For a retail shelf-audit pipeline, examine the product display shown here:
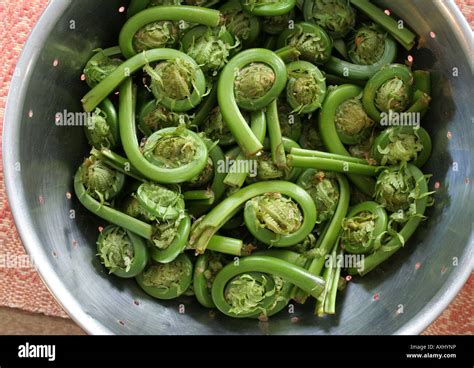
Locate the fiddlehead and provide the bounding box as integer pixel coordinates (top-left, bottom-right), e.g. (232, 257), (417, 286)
(211, 255), (325, 318)
(149, 214), (191, 263)
(363, 64), (414, 122)
(145, 58), (206, 112)
(189, 181), (317, 252)
(277, 22), (333, 65)
(341, 201), (388, 254)
(234, 63), (277, 109)
(374, 164), (433, 225)
(352, 164), (432, 275)
(119, 78), (209, 183)
(133, 21), (179, 53)
(135, 182), (185, 221)
(220, 0), (261, 47)
(334, 92), (374, 145)
(350, 0), (416, 51)
(119, 6), (222, 58)
(348, 24), (386, 65)
(240, 0), (297, 16)
(318, 83), (377, 195)
(296, 169), (340, 224)
(80, 155), (125, 202)
(136, 253), (193, 299)
(96, 225), (149, 278)
(371, 127), (432, 167)
(83, 47), (122, 88)
(286, 61), (327, 114)
(181, 26), (236, 77)
(217, 48), (287, 156)
(303, 0), (356, 39)
(84, 99), (119, 149)
(244, 193), (303, 243)
(82, 49), (207, 113)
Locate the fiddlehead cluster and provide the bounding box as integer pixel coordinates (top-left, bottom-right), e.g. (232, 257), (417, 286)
(76, 1), (436, 319)
(303, 0), (356, 39)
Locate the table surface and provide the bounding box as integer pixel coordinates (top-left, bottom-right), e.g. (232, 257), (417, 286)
(0, 0), (472, 335)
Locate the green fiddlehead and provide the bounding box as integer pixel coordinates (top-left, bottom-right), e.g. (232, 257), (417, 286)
(83, 47), (123, 88)
(133, 20), (179, 53)
(240, 0), (297, 16)
(303, 0), (356, 38)
(96, 225), (149, 278)
(286, 60), (327, 114)
(348, 24), (386, 65)
(334, 92), (374, 145)
(220, 0), (261, 47)
(145, 58), (206, 112)
(372, 127), (432, 167)
(296, 169), (340, 224)
(80, 155), (125, 202)
(363, 64), (414, 122)
(181, 25), (236, 76)
(341, 201), (388, 254)
(84, 99), (119, 150)
(211, 255), (325, 318)
(136, 253), (193, 299)
(119, 6), (222, 58)
(277, 22), (333, 65)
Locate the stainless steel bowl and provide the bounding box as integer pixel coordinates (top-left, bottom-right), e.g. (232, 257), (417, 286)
(3, 0), (473, 335)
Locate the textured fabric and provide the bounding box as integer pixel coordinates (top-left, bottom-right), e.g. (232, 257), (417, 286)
(0, 0), (472, 333)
